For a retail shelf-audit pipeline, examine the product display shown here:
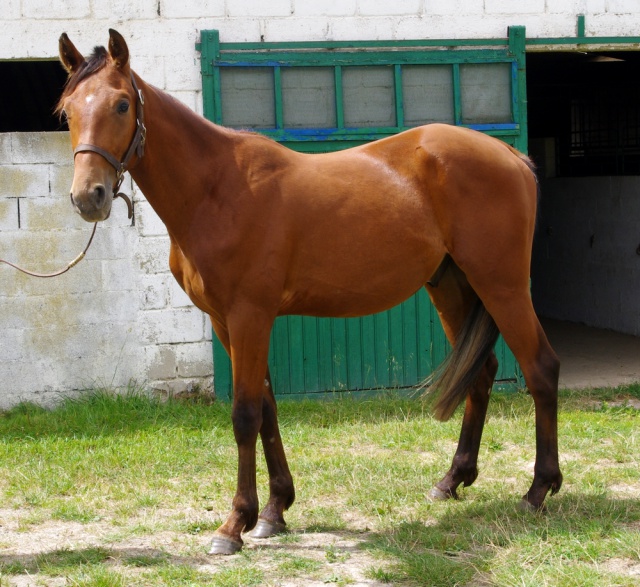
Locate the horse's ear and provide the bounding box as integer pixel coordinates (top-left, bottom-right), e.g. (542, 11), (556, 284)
(59, 33), (85, 74)
(108, 29), (130, 71)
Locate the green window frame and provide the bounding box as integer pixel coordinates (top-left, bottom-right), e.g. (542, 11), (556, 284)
(198, 26), (528, 153)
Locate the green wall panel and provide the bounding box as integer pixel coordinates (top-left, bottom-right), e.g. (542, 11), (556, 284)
(212, 290), (523, 401)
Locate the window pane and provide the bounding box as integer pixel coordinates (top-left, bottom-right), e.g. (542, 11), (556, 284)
(460, 63), (512, 124)
(343, 66), (395, 127)
(282, 67), (336, 128)
(220, 67), (275, 128)
(402, 65), (454, 126)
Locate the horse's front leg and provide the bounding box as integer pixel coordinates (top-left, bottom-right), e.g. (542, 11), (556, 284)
(251, 368), (295, 539)
(209, 312), (274, 555)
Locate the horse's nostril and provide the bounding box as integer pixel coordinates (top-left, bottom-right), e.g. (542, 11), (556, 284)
(93, 184), (106, 204)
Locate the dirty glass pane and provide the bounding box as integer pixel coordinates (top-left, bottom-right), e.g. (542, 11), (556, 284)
(220, 67), (275, 128)
(402, 65), (454, 126)
(460, 63), (512, 124)
(343, 66), (395, 127)
(282, 67), (336, 128)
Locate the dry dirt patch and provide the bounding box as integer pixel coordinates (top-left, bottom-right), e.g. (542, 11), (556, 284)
(0, 507), (389, 586)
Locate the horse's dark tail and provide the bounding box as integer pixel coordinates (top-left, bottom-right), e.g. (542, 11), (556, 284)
(429, 295), (500, 421)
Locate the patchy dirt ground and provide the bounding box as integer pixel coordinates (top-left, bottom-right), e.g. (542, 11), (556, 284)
(541, 318), (640, 389)
(0, 507), (389, 586)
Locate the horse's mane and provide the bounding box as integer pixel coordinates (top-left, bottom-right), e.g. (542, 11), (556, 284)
(55, 46), (109, 117)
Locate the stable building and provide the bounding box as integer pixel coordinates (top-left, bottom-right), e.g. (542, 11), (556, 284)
(1, 5), (639, 405)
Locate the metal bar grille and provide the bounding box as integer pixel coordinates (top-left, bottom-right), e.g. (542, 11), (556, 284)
(568, 91), (640, 175)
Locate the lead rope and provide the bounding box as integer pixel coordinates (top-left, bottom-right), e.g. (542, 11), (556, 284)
(1, 191), (133, 279)
(0, 222), (98, 278)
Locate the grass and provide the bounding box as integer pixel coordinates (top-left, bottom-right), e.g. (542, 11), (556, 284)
(0, 384), (638, 586)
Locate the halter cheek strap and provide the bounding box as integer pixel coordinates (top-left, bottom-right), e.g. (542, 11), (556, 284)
(73, 73), (146, 220)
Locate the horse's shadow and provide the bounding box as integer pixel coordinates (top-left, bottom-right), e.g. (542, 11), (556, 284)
(357, 492), (640, 584)
(0, 545), (209, 577)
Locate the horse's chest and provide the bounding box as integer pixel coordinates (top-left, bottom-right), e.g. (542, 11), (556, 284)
(168, 242), (212, 311)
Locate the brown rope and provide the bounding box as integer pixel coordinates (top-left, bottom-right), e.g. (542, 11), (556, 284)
(0, 223), (97, 278)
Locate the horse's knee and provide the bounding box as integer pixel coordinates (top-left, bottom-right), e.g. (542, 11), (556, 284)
(232, 400), (262, 444)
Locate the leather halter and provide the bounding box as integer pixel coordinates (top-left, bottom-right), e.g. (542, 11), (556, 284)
(73, 73), (146, 219)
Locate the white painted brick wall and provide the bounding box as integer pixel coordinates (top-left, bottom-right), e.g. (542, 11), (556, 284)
(295, 0), (357, 17)
(227, 0), (292, 17)
(426, 0), (484, 16)
(1, 2), (640, 408)
(22, 0), (91, 20)
(359, 0), (422, 17)
(608, 0), (640, 12)
(484, 0), (546, 15)
(5, 0), (20, 18)
(0, 199), (19, 231)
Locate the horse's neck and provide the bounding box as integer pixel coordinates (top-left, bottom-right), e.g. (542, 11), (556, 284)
(129, 78), (234, 239)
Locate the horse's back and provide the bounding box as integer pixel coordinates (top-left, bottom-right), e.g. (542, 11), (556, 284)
(229, 124), (539, 316)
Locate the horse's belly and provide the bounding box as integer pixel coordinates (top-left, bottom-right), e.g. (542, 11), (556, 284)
(280, 248), (438, 318)
(280, 286), (421, 318)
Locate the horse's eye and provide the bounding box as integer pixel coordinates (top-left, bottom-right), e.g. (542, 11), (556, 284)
(117, 101), (130, 114)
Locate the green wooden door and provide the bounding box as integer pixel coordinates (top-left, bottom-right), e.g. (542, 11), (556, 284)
(198, 27), (528, 400)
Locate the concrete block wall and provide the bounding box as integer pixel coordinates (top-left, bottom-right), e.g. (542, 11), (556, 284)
(0, 133), (212, 409)
(533, 177), (640, 337)
(2, 1), (640, 407)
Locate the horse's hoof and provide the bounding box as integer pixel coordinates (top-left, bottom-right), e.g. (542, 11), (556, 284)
(250, 518), (287, 539)
(428, 486), (453, 501)
(208, 535), (243, 555)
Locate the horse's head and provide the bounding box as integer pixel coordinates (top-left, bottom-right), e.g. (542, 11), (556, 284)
(58, 30), (143, 222)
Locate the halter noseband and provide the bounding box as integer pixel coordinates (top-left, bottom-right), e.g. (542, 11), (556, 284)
(73, 73), (146, 220)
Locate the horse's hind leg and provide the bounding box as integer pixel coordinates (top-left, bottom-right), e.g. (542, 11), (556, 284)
(251, 367), (296, 539)
(426, 265), (498, 500)
(430, 353), (498, 500)
(474, 286), (562, 509)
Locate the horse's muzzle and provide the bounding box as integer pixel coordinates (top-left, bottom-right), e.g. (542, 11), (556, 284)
(70, 184), (112, 222)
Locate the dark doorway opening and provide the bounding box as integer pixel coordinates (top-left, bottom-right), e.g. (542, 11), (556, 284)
(0, 60), (68, 132)
(527, 50), (640, 336)
(527, 50), (640, 177)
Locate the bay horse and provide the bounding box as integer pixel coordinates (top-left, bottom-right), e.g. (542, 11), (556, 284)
(57, 30), (562, 555)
